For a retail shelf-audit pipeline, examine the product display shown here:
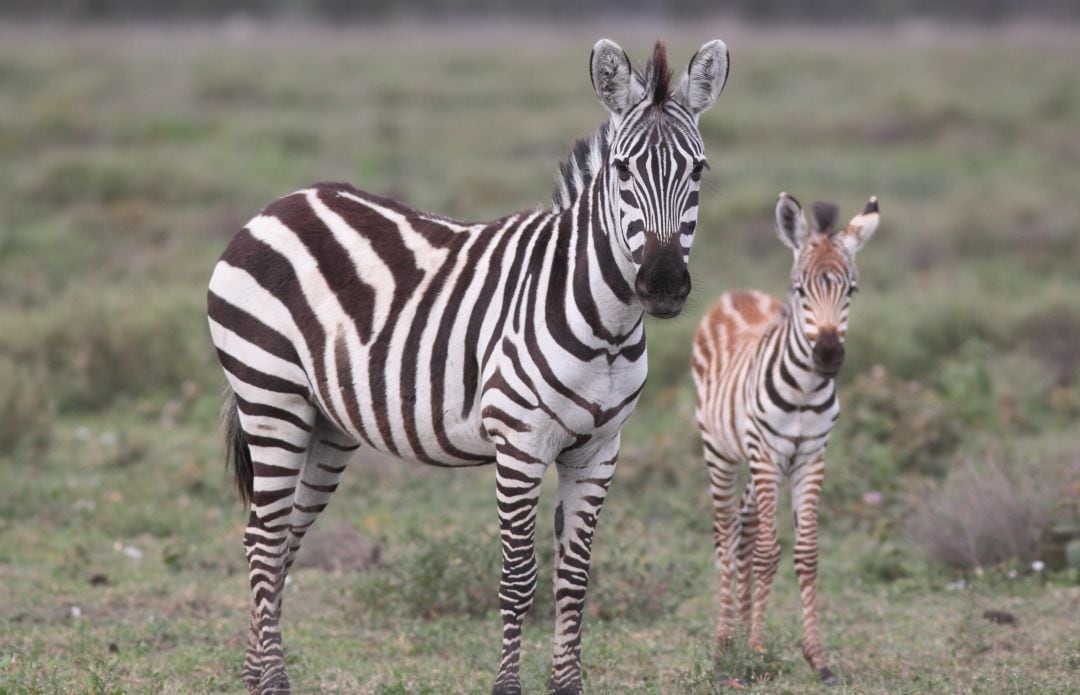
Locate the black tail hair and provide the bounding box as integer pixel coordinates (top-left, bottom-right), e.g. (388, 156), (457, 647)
(223, 386), (254, 506)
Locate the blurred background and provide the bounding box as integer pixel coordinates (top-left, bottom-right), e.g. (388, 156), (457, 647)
(1, 2), (1078, 693)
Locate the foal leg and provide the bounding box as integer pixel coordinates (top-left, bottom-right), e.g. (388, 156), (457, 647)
(747, 456), (781, 652)
(791, 454), (835, 684)
(703, 440), (741, 648)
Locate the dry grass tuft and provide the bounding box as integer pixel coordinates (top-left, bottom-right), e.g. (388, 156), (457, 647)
(904, 458), (1052, 570)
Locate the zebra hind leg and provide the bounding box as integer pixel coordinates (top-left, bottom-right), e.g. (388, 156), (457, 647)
(231, 392), (317, 695)
(735, 479), (758, 629)
(283, 416), (359, 576)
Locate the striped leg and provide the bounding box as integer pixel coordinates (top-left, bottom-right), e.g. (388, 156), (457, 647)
(549, 442), (618, 695)
(237, 395), (316, 695)
(283, 419), (358, 576)
(791, 455), (835, 684)
(703, 440), (740, 648)
(747, 456), (781, 651)
(736, 479), (758, 627)
(492, 448), (545, 695)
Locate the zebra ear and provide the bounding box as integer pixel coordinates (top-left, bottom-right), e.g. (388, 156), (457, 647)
(673, 39), (729, 116)
(590, 39), (639, 116)
(839, 196), (880, 255)
(775, 192), (809, 251)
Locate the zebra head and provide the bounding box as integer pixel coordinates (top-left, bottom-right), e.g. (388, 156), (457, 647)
(590, 39), (729, 318)
(775, 193), (880, 378)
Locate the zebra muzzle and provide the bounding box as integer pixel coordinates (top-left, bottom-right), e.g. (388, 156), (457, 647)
(812, 330), (845, 377)
(634, 247), (691, 318)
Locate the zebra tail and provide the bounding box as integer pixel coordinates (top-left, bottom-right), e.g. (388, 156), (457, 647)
(222, 386), (254, 506)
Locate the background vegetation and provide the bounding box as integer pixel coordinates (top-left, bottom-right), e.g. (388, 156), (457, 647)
(1, 19), (1078, 694)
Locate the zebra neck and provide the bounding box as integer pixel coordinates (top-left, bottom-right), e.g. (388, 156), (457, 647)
(574, 169), (642, 342)
(775, 298), (830, 397)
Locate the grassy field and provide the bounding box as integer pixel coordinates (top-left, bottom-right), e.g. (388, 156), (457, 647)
(1, 21), (1079, 694)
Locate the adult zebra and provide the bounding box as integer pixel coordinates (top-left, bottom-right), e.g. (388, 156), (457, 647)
(208, 39), (729, 695)
(691, 193), (880, 684)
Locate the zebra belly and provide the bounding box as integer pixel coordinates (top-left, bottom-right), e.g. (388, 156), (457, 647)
(314, 326), (497, 467)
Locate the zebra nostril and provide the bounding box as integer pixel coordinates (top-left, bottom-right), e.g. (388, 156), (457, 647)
(675, 270), (691, 300)
(634, 276), (654, 298)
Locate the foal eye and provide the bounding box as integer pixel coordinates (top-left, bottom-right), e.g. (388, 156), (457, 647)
(848, 285), (859, 296)
(613, 159), (631, 182)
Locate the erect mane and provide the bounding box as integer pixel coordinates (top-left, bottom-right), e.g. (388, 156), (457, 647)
(643, 40), (671, 105)
(812, 201), (840, 235)
(551, 122), (610, 213)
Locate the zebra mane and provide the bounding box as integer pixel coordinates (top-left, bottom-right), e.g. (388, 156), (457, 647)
(642, 40), (671, 105)
(552, 121), (610, 213)
(551, 42), (671, 213)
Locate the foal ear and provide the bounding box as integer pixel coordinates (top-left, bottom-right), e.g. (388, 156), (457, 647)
(839, 196), (880, 255)
(590, 39), (639, 116)
(775, 192), (809, 251)
(673, 39), (730, 116)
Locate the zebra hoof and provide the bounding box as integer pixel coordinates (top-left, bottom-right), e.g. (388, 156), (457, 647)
(549, 677), (583, 695)
(257, 672), (291, 695)
(818, 666), (838, 686)
(491, 680), (521, 695)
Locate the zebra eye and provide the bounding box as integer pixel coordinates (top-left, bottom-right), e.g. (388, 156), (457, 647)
(690, 160), (708, 182)
(613, 159), (631, 182)
(794, 284), (806, 297)
(848, 285), (859, 296)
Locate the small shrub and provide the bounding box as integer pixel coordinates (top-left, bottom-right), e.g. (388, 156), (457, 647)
(588, 532), (699, 623)
(825, 364), (963, 516)
(711, 625), (798, 687)
(856, 541), (917, 584)
(1021, 306), (1080, 386)
(356, 528), (501, 619)
(934, 339), (998, 429)
(905, 458), (1051, 570)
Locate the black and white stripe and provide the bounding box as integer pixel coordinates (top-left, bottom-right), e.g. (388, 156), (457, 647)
(209, 38), (728, 695)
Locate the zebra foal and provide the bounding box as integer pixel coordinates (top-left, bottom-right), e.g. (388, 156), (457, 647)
(209, 39), (729, 695)
(691, 193), (880, 684)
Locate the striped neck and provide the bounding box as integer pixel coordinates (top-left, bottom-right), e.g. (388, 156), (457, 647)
(555, 162), (642, 344)
(778, 291), (830, 396)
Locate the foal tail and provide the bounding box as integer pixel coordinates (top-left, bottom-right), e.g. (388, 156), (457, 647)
(222, 386), (254, 507)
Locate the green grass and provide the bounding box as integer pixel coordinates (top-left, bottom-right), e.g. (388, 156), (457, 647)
(1, 21), (1079, 694)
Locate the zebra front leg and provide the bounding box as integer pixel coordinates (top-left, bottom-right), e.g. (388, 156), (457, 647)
(492, 448), (545, 695)
(747, 457), (781, 652)
(791, 455), (836, 684)
(548, 440), (618, 695)
(703, 441), (740, 649)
